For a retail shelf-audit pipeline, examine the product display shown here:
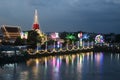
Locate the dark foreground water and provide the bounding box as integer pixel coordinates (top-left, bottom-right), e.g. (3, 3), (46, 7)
(0, 52), (120, 80)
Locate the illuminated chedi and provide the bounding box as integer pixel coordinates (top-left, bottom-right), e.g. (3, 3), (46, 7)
(33, 9), (39, 30)
(32, 9), (47, 45)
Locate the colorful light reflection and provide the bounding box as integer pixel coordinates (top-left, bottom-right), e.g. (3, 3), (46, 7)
(95, 53), (104, 66)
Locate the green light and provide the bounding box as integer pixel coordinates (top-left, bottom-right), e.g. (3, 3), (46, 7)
(66, 34), (76, 40)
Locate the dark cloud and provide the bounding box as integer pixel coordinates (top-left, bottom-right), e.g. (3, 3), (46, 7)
(0, 0), (120, 33)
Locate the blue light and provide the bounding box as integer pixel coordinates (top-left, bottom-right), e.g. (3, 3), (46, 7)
(83, 34), (89, 39)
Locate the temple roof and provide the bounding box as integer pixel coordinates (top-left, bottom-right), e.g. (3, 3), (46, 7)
(0, 25), (21, 40)
(1, 26), (21, 33)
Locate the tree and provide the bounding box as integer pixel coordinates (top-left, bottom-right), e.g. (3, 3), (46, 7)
(115, 34), (120, 43)
(27, 30), (40, 48)
(14, 36), (25, 45)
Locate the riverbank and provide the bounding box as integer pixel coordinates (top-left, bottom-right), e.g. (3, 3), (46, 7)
(0, 48), (93, 65)
(0, 46), (120, 65)
(93, 46), (120, 53)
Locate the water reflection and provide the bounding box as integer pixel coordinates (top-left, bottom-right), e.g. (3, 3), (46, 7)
(25, 52), (94, 80)
(110, 53), (120, 61)
(0, 52), (120, 80)
(95, 52), (104, 67)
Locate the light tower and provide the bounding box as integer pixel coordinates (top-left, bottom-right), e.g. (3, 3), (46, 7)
(32, 9), (47, 46)
(33, 9), (40, 30)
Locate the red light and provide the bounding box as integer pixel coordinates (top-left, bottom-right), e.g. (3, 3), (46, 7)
(33, 24), (39, 30)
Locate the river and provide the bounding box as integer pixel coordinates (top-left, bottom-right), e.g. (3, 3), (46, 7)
(0, 52), (120, 80)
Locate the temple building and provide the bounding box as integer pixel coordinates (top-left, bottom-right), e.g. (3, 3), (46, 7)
(32, 9), (47, 44)
(1, 25), (21, 42)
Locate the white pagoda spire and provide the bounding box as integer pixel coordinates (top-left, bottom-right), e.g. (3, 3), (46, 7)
(34, 9), (39, 24)
(33, 9), (40, 30)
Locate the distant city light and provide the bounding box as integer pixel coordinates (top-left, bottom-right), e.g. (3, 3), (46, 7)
(57, 41), (60, 48)
(66, 34), (76, 40)
(20, 32), (28, 39)
(78, 33), (83, 47)
(78, 32), (82, 38)
(51, 32), (59, 39)
(83, 34), (89, 39)
(95, 35), (104, 44)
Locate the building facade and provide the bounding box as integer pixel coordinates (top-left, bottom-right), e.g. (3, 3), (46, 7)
(1, 25), (21, 42)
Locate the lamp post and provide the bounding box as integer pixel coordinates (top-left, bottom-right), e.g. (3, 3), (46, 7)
(66, 34), (76, 51)
(66, 40), (69, 51)
(36, 43), (40, 53)
(91, 41), (94, 48)
(57, 40), (64, 52)
(72, 41), (75, 50)
(77, 41), (79, 50)
(52, 41), (56, 52)
(60, 43), (63, 51)
(78, 32), (83, 49)
(51, 32), (59, 52)
(87, 41), (89, 49)
(44, 36), (49, 53)
(45, 41), (48, 52)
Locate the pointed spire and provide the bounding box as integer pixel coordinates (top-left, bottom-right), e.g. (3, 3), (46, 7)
(34, 9), (39, 24)
(33, 9), (40, 30)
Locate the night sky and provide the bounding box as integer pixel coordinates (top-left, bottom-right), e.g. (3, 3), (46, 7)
(0, 0), (120, 33)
